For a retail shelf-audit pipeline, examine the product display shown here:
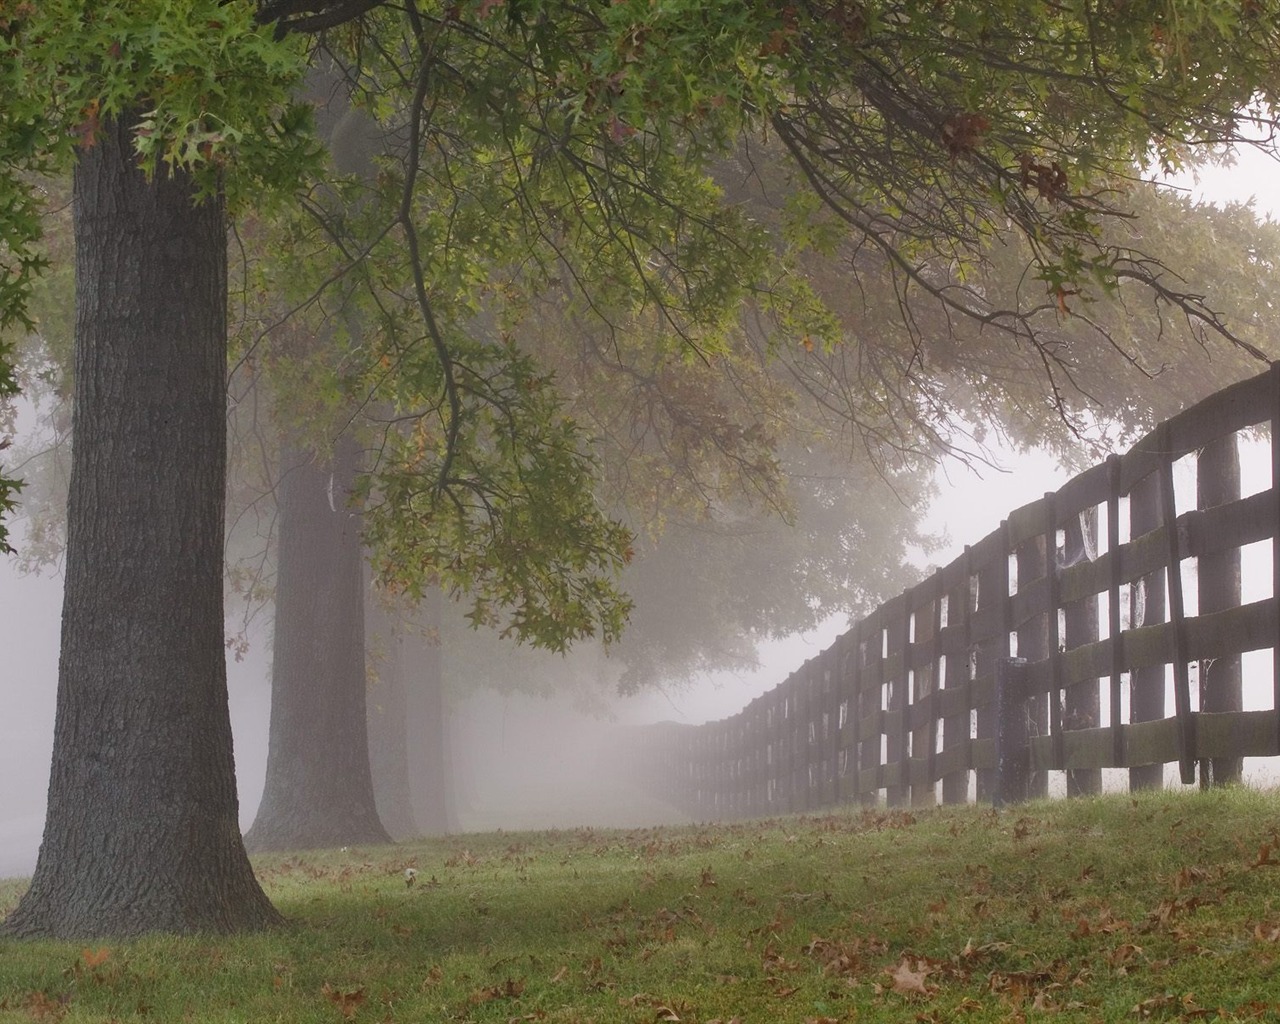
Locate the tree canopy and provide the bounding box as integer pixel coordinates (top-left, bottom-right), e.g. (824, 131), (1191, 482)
(4, 0), (1279, 563)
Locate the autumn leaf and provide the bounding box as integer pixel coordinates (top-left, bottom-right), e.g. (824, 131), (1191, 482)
(80, 948), (111, 969)
(75, 99), (101, 150)
(607, 114), (638, 144)
(470, 978), (525, 1004)
(1132, 992), (1203, 1018)
(887, 957), (933, 997)
(1054, 285), (1080, 317)
(320, 982), (366, 1020)
(940, 112), (991, 158)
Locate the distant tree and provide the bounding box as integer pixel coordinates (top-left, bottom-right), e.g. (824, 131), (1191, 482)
(242, 439), (392, 851)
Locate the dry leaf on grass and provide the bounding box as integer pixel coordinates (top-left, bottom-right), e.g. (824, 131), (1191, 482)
(320, 983), (366, 1020)
(887, 957), (933, 997)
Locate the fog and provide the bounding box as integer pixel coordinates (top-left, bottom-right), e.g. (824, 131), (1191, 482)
(0, 447), (1096, 877)
(2, 152), (1277, 879)
(3, 414), (1280, 880)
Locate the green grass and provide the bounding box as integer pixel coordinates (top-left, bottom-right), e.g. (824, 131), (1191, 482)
(3, 787), (1280, 1021)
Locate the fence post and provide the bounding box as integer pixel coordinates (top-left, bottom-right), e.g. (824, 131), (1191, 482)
(1198, 431), (1243, 786)
(975, 537), (1011, 803)
(1157, 424), (1196, 786)
(860, 614), (885, 805)
(1063, 509), (1102, 796)
(1015, 526), (1049, 799)
(942, 555), (974, 805)
(1130, 468), (1167, 791)
(912, 581), (941, 807)
(886, 597), (911, 807)
(994, 657), (1030, 808)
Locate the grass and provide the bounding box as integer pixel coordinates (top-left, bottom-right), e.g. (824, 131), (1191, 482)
(2, 787), (1280, 1022)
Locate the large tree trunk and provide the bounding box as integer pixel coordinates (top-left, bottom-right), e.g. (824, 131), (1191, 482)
(2, 113), (280, 938)
(404, 592), (454, 835)
(367, 591), (454, 837)
(366, 593), (421, 840)
(244, 437), (391, 852)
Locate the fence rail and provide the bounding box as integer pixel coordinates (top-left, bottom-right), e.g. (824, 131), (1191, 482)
(642, 363), (1280, 817)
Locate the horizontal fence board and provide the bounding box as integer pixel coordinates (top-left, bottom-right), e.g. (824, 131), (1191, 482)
(1024, 713), (1277, 772)
(1055, 460), (1112, 520)
(1197, 709), (1280, 759)
(1006, 494), (1053, 549)
(933, 740), (971, 780)
(1165, 369), (1273, 455)
(935, 680), (973, 720)
(1184, 489), (1277, 560)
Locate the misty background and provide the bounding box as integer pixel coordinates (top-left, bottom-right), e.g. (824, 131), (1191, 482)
(2, 154), (1278, 879)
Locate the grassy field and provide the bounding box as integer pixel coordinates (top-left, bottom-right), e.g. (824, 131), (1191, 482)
(2, 787), (1280, 1022)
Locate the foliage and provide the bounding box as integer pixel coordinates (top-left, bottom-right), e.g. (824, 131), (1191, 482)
(258, 0), (1280, 656)
(0, 0), (318, 553)
(4, 788), (1280, 1020)
(7, 0), (1280, 642)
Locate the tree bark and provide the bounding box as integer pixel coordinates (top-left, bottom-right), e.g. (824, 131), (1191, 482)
(244, 437), (391, 852)
(2, 113), (280, 938)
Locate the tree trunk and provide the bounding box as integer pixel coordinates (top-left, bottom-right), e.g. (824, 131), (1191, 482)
(2, 113), (280, 938)
(244, 437), (391, 852)
(405, 591), (454, 835)
(366, 592), (420, 840)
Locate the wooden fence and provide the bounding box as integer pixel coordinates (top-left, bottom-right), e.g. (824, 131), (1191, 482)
(641, 363), (1280, 817)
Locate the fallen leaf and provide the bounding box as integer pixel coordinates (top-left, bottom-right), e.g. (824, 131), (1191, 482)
(320, 983), (366, 1020)
(470, 978), (525, 1004)
(887, 958), (932, 997)
(80, 948), (111, 969)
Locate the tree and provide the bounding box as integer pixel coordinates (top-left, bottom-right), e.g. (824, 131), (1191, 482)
(242, 439), (392, 851)
(0, 2), (311, 937)
(0, 110), (283, 938)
